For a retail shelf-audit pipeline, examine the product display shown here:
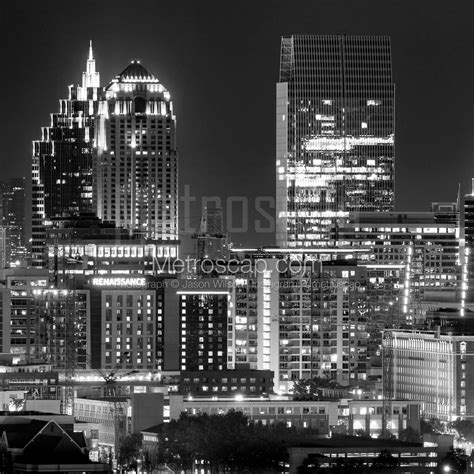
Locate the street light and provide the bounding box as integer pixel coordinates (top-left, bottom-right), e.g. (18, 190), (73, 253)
(443, 466), (459, 473)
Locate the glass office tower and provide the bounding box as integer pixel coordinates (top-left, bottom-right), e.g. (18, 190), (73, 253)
(276, 35), (395, 248)
(32, 43), (101, 267)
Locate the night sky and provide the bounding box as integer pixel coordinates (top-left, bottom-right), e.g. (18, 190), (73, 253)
(1, 0), (473, 247)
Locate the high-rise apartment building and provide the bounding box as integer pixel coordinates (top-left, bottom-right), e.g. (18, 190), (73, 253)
(32, 43), (101, 267)
(94, 61), (178, 242)
(33, 288), (89, 372)
(0, 269), (50, 363)
(276, 35), (395, 248)
(88, 275), (164, 370)
(177, 283), (230, 372)
(158, 279), (232, 372)
(183, 252), (371, 393)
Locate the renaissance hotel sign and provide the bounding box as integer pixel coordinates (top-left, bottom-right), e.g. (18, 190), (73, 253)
(91, 277), (147, 288)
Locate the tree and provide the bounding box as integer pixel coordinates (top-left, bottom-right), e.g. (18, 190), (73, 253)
(158, 410), (314, 472)
(372, 449), (398, 470)
(441, 447), (469, 473)
(379, 429), (396, 440)
(331, 457), (367, 473)
(450, 419), (474, 441)
(118, 433), (142, 470)
(291, 376), (336, 400)
(354, 428), (368, 437)
(420, 417), (445, 434)
(399, 426), (421, 443)
(158, 413), (197, 471)
(297, 454), (320, 473)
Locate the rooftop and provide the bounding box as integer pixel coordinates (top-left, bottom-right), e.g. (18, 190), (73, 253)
(115, 61), (159, 83)
(290, 435), (423, 449)
(141, 423), (163, 434)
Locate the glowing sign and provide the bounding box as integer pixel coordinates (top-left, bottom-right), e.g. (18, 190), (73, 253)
(304, 135), (394, 151)
(92, 277), (146, 288)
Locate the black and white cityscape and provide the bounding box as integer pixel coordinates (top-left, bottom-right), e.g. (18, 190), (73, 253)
(0, 0), (473, 472)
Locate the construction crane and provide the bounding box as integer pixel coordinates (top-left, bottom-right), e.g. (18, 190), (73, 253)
(382, 330), (394, 438)
(87, 352), (138, 467)
(63, 279), (79, 416)
(51, 228), (84, 416)
(33, 274), (80, 416)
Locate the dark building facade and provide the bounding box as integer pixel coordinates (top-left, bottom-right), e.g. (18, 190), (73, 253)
(460, 181), (474, 315)
(194, 205), (230, 262)
(179, 369), (274, 397)
(178, 287), (229, 371)
(276, 35), (395, 248)
(158, 279), (232, 372)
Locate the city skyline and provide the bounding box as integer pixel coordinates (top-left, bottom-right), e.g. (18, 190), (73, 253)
(0, 3), (474, 468)
(1, 0), (474, 247)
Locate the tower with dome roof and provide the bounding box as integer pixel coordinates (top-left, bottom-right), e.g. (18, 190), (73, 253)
(94, 60), (178, 243)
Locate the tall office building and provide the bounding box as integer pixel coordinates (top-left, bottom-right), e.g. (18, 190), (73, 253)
(276, 35), (395, 248)
(94, 61), (178, 242)
(0, 178), (27, 267)
(32, 43), (101, 267)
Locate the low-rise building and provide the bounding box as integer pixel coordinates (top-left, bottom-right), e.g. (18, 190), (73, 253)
(74, 393), (164, 460)
(383, 325), (474, 421)
(0, 358), (59, 401)
(170, 394), (337, 432)
(342, 399), (421, 438)
(179, 369), (274, 397)
(141, 424), (162, 470)
(0, 417), (110, 472)
(170, 395), (422, 439)
(288, 435), (438, 474)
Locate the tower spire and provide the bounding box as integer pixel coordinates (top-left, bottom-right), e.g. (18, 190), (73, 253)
(81, 40), (100, 95)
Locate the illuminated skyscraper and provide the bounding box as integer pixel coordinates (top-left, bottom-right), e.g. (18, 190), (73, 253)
(0, 178), (27, 267)
(94, 61), (178, 242)
(276, 35), (395, 248)
(32, 42), (101, 267)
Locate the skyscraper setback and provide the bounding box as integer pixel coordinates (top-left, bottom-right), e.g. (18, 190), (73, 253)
(276, 35), (395, 248)
(94, 61), (178, 241)
(32, 43), (101, 267)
